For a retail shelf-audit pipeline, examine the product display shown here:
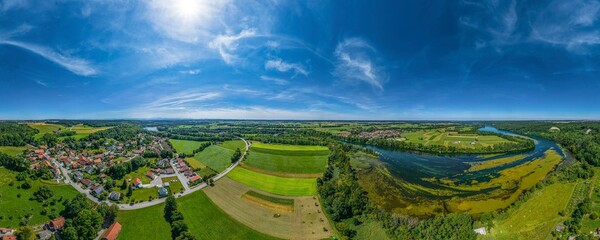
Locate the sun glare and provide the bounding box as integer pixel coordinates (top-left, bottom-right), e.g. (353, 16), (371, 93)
(174, 0), (202, 21)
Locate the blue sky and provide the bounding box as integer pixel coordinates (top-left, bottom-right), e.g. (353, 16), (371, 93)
(0, 0), (599, 120)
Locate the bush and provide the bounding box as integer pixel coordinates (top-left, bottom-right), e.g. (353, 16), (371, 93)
(590, 212), (599, 220)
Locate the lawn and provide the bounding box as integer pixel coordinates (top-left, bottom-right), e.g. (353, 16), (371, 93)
(169, 139), (207, 155)
(0, 168), (79, 227)
(162, 177), (184, 194)
(122, 166), (152, 184)
(228, 168), (317, 196)
(0, 146), (29, 156)
(178, 190), (279, 240)
(117, 203), (171, 240)
(193, 145), (234, 172)
(487, 182), (576, 240)
(244, 151), (327, 175)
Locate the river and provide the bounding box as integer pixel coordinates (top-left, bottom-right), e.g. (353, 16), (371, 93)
(367, 126), (565, 188)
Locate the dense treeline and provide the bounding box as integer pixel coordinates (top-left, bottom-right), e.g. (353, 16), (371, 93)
(60, 194), (118, 240)
(0, 152), (28, 171)
(164, 195), (196, 240)
(492, 121), (600, 166)
(85, 125), (145, 142)
(106, 157), (149, 179)
(191, 142), (212, 154)
(0, 122), (38, 146)
(318, 144), (476, 239)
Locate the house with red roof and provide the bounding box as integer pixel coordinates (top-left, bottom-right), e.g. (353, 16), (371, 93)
(2, 235), (16, 240)
(133, 178), (142, 188)
(146, 171), (156, 180)
(100, 222), (121, 240)
(48, 216), (65, 231)
(188, 175), (201, 183)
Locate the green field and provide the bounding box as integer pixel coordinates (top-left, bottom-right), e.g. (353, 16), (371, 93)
(27, 123), (63, 139)
(486, 182), (576, 239)
(0, 168), (79, 227)
(194, 142), (240, 172)
(0, 146), (29, 156)
(401, 130), (514, 149)
(245, 150), (327, 174)
(178, 190), (278, 240)
(117, 203), (171, 240)
(185, 157), (206, 169)
(169, 139), (207, 155)
(220, 140), (246, 151)
(250, 142), (329, 156)
(228, 168), (317, 196)
(67, 124), (112, 139)
(580, 168), (600, 234)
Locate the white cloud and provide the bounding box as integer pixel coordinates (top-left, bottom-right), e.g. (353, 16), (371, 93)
(265, 58), (309, 76)
(332, 38), (386, 90)
(260, 75), (289, 85)
(179, 69), (201, 75)
(145, 91), (222, 109)
(208, 29), (256, 64)
(530, 0), (600, 51)
(0, 0), (29, 12)
(0, 40), (97, 76)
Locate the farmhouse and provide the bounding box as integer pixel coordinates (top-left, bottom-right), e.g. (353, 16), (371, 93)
(100, 222), (122, 240)
(146, 171), (156, 180)
(48, 217), (65, 231)
(188, 175), (201, 183)
(37, 230), (52, 240)
(2, 235), (16, 240)
(133, 178), (142, 188)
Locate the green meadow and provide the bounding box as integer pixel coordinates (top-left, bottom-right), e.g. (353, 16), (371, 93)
(117, 203), (171, 240)
(487, 182), (575, 239)
(244, 150), (328, 174)
(0, 168), (79, 227)
(0, 146), (29, 156)
(193, 140), (244, 172)
(228, 168), (317, 196)
(168, 139), (207, 155)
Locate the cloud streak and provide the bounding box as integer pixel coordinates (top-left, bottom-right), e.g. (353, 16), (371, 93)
(209, 29), (256, 64)
(333, 38), (386, 90)
(0, 40), (97, 76)
(265, 58), (309, 76)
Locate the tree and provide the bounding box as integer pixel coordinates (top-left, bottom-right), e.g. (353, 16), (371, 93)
(171, 220), (188, 239)
(164, 195), (178, 222)
(73, 209), (103, 240)
(15, 226), (34, 240)
(61, 227), (78, 240)
(62, 194), (91, 218)
(97, 203), (119, 224)
(33, 185), (54, 202)
(121, 179), (128, 190)
(231, 148), (241, 163)
(175, 231), (197, 240)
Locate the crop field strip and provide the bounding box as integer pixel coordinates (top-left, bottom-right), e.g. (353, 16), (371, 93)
(203, 177), (332, 239)
(228, 167), (317, 196)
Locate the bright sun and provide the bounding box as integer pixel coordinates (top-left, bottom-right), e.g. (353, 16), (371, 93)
(173, 0), (202, 21)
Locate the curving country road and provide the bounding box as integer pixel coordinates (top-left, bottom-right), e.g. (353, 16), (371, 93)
(55, 138), (251, 210)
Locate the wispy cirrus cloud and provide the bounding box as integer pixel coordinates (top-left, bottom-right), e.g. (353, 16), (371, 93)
(208, 29), (256, 64)
(145, 91), (222, 109)
(265, 58), (309, 76)
(332, 38), (386, 91)
(260, 75), (289, 85)
(0, 40), (97, 76)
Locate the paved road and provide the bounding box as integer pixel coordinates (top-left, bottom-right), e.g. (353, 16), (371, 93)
(56, 138), (251, 210)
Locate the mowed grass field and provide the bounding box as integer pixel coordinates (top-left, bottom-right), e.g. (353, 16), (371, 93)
(486, 182), (576, 240)
(0, 168), (79, 227)
(178, 190), (279, 240)
(244, 143), (329, 176)
(401, 130), (514, 149)
(117, 203), (171, 240)
(168, 139), (207, 155)
(228, 168), (317, 196)
(0, 145), (29, 156)
(67, 124), (111, 139)
(193, 140), (244, 172)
